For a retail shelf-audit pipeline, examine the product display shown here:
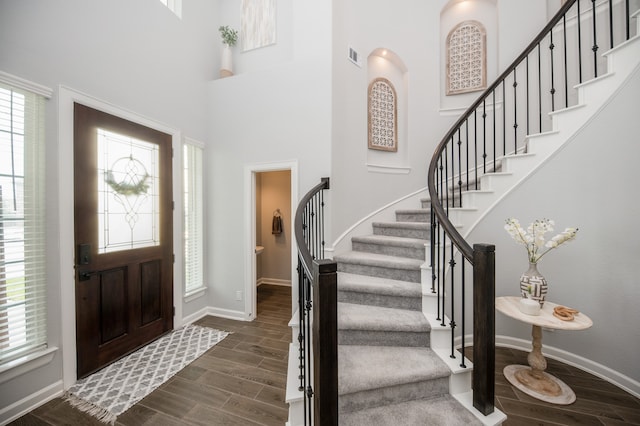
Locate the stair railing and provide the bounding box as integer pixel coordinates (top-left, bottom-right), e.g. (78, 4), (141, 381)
(294, 177), (338, 426)
(428, 0), (635, 416)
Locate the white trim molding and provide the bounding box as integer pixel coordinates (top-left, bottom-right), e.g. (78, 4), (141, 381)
(0, 70), (52, 98)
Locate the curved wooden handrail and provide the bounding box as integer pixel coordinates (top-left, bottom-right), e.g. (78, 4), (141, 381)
(428, 0), (578, 262)
(294, 177), (330, 275)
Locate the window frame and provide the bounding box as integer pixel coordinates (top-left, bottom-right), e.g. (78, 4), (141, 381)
(182, 138), (206, 300)
(0, 71), (53, 381)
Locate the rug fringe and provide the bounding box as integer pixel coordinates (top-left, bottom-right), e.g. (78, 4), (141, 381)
(63, 391), (118, 425)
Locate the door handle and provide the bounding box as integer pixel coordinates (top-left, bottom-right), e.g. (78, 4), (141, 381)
(78, 270), (99, 281)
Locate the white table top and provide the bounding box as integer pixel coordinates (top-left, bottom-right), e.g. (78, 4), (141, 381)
(496, 296), (593, 331)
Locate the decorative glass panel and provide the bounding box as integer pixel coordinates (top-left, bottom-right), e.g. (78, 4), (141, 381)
(97, 129), (160, 253)
(446, 21), (487, 95)
(368, 78), (398, 152)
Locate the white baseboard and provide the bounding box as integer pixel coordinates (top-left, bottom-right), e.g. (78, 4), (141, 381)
(181, 306), (212, 326)
(182, 306), (249, 325)
(206, 307), (250, 322)
(0, 380), (63, 426)
(257, 278), (291, 287)
(495, 335), (640, 399)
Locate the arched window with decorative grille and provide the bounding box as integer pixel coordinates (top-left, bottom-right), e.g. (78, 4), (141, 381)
(446, 20), (486, 95)
(368, 77), (398, 152)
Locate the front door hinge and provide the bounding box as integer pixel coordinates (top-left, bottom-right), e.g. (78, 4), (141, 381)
(172, 306), (176, 317)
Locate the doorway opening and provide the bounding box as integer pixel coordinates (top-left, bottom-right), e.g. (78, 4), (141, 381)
(245, 162), (298, 322)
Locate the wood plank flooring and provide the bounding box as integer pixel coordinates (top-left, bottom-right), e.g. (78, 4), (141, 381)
(9, 285), (292, 426)
(9, 284), (640, 425)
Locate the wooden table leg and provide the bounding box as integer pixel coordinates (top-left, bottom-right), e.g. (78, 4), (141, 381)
(503, 325), (576, 404)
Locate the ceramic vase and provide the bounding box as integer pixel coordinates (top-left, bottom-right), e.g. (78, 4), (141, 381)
(220, 44), (233, 78)
(519, 262), (548, 307)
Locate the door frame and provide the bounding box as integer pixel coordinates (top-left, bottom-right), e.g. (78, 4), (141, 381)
(59, 86), (182, 389)
(244, 161), (298, 321)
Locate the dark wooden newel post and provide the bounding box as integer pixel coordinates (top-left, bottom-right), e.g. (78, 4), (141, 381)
(473, 243), (495, 415)
(313, 259), (338, 426)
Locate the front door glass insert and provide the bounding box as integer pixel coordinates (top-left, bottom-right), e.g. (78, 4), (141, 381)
(97, 128), (160, 253)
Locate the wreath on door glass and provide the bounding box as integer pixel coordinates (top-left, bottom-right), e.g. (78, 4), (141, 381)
(104, 156), (150, 196)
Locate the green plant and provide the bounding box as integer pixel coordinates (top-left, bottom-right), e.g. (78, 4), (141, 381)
(219, 25), (238, 47)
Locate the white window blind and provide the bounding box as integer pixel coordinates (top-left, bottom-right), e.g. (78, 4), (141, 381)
(183, 141), (204, 296)
(0, 80), (47, 365)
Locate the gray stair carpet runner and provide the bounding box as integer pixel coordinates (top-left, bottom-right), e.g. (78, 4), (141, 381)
(334, 204), (481, 425)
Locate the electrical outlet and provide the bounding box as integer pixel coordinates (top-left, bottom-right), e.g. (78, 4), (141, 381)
(236, 291), (243, 301)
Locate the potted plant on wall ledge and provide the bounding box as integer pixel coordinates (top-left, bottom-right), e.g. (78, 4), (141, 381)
(219, 25), (238, 78)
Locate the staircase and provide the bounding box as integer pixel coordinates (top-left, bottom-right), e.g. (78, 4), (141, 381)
(286, 4), (640, 425)
(334, 207), (490, 425)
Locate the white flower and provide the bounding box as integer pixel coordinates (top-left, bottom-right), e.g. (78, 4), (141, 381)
(505, 218), (578, 263)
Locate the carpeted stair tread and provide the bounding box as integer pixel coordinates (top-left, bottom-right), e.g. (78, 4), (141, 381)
(338, 272), (421, 298)
(339, 395), (483, 426)
(338, 345), (450, 395)
(373, 221), (430, 230)
(335, 251), (423, 270)
(338, 302), (430, 333)
(352, 234), (427, 248)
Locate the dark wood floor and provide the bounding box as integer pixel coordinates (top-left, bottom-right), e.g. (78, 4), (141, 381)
(10, 285), (293, 426)
(9, 284), (640, 425)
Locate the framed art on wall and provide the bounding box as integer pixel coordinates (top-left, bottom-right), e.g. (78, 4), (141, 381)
(368, 77), (398, 152)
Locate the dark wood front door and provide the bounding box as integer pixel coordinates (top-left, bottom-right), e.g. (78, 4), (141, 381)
(74, 103), (173, 378)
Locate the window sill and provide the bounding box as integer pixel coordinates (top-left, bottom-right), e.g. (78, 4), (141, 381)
(184, 287), (207, 303)
(0, 346), (58, 385)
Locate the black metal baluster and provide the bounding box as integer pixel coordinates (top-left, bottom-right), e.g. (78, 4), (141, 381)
(526, 56), (530, 136)
(451, 136), (456, 207)
(502, 80), (506, 155)
(492, 91), (496, 170)
(305, 275), (313, 425)
(578, 0), (583, 83)
(592, 0), (599, 78)
(465, 119), (470, 191)
(482, 100), (487, 174)
(513, 69), (518, 153)
(457, 130), (462, 208)
(320, 190), (325, 258)
(449, 243), (456, 359)
(550, 31), (556, 112)
(474, 110), (478, 189)
(298, 259), (305, 393)
(538, 43), (543, 133)
(460, 256), (466, 368)
(564, 14), (569, 108)
(444, 148), (450, 212)
(626, 0), (630, 41)
(430, 208), (436, 294)
(441, 231), (447, 327)
(609, 0), (614, 49)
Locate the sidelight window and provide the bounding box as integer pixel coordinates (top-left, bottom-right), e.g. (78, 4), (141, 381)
(183, 140), (205, 297)
(0, 78), (48, 366)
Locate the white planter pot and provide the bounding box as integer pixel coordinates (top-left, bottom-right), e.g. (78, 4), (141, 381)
(220, 44), (233, 78)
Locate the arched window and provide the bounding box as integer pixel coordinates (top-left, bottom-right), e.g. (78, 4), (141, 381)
(368, 78), (398, 152)
(446, 20), (486, 95)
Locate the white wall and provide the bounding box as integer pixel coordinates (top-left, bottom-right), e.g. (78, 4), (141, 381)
(467, 66), (640, 384)
(206, 0), (332, 316)
(0, 0), (219, 417)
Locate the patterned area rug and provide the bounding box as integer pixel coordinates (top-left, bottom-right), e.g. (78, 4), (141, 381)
(64, 324), (228, 424)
